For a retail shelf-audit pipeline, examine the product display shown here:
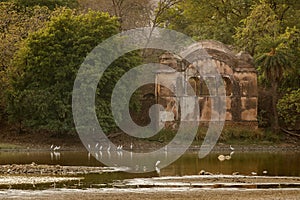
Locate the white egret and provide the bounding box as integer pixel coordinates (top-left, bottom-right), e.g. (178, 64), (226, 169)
(263, 170), (268, 175)
(218, 155), (225, 161)
(225, 155), (231, 160)
(155, 160), (160, 175)
(155, 160), (161, 167)
(251, 172), (257, 176)
(53, 146), (60, 151)
(155, 167), (160, 174)
(88, 152), (91, 161)
(130, 142), (133, 150)
(230, 145), (234, 151)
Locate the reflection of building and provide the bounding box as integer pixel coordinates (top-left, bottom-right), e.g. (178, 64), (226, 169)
(140, 40), (258, 128)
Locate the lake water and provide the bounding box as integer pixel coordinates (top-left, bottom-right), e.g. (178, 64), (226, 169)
(0, 150), (299, 189)
(0, 150), (299, 177)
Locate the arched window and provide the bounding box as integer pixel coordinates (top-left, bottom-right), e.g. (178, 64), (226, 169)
(187, 77), (200, 96)
(222, 77), (232, 96)
(200, 76), (216, 96)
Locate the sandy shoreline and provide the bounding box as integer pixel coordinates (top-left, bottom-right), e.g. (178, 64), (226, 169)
(0, 174), (299, 199)
(0, 188), (300, 200)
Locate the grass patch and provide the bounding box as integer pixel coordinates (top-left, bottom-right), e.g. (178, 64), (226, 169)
(146, 126), (285, 145)
(146, 129), (177, 143)
(197, 126), (284, 144)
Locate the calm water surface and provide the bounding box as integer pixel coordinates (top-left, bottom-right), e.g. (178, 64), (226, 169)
(0, 150), (299, 189)
(0, 151), (299, 177)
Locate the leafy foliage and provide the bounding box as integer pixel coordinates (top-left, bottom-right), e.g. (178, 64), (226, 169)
(1, 0), (300, 133)
(255, 36), (292, 133)
(7, 8), (140, 133)
(255, 36), (292, 83)
(157, 0), (254, 44)
(0, 0), (78, 9)
(277, 89), (300, 127)
(78, 0), (152, 30)
(0, 2), (52, 122)
(234, 1), (280, 55)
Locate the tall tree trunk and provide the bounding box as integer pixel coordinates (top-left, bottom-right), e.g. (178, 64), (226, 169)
(271, 81), (280, 134)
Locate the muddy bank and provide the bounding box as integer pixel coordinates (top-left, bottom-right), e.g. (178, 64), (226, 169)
(0, 188), (300, 200)
(0, 163), (125, 176)
(0, 176), (82, 186)
(122, 175), (300, 189)
(1, 123), (300, 153)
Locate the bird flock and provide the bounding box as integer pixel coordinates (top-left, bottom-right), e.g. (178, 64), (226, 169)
(50, 144), (61, 161)
(217, 145), (235, 162)
(83, 142), (163, 174)
(48, 143), (268, 176)
(217, 145), (268, 176)
(84, 142), (135, 161)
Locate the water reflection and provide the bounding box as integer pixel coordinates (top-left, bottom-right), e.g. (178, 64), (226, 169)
(163, 152), (300, 177)
(50, 152), (61, 161)
(0, 151), (299, 176)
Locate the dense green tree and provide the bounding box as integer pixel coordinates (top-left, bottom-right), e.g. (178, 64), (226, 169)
(0, 0), (78, 9)
(279, 27), (300, 90)
(264, 0), (300, 30)
(78, 0), (152, 30)
(255, 36), (292, 133)
(234, 0), (299, 132)
(0, 2), (51, 122)
(234, 0), (300, 55)
(157, 0), (255, 44)
(7, 8), (140, 134)
(156, 0), (300, 47)
(234, 1), (280, 55)
(277, 89), (300, 128)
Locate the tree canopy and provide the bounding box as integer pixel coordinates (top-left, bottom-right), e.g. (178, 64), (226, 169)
(7, 8), (140, 133)
(0, 0), (78, 10)
(0, 0), (299, 133)
(277, 89), (300, 128)
(0, 2), (52, 122)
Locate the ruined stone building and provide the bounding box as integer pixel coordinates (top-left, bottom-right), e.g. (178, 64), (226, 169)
(139, 40), (258, 128)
